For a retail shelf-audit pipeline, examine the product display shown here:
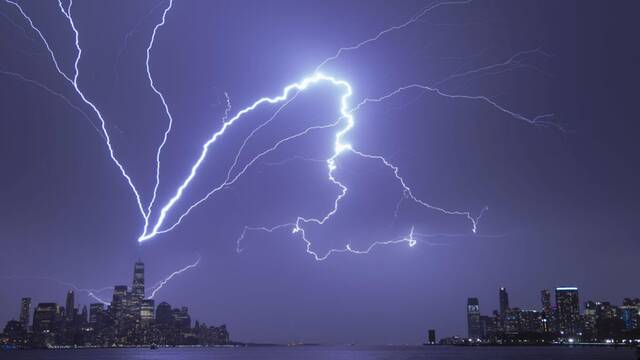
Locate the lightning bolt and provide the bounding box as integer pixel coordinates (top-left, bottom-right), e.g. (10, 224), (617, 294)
(314, 0), (473, 72)
(148, 256), (201, 299)
(0, 69), (104, 137)
(0, 256), (201, 304)
(5, 0), (149, 220)
(0, 275), (112, 305)
(143, 0), (176, 236)
(4, 0), (557, 261)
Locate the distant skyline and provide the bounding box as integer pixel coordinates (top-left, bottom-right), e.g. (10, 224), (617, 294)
(1, 259), (230, 348)
(1, 0), (639, 344)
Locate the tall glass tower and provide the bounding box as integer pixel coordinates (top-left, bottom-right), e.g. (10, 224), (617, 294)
(65, 290), (75, 320)
(555, 287), (580, 337)
(132, 260), (145, 299)
(19, 297), (31, 327)
(467, 298), (481, 339)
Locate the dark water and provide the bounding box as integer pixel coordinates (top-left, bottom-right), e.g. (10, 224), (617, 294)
(0, 346), (636, 360)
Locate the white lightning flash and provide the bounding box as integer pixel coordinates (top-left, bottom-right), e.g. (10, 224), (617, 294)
(148, 256), (201, 299)
(0, 275), (112, 305)
(5, 0), (149, 219)
(4, 0), (557, 261)
(143, 0), (175, 236)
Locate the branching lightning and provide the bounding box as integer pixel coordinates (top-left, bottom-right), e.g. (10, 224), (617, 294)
(0, 257), (201, 304)
(0, 69), (104, 137)
(0, 275), (112, 305)
(3, 0), (557, 261)
(143, 0), (175, 236)
(148, 256), (201, 299)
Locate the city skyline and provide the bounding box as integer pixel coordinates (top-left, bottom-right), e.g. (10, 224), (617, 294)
(2, 260), (230, 348)
(5, 280), (639, 347)
(461, 286), (639, 344)
(1, 0), (638, 345)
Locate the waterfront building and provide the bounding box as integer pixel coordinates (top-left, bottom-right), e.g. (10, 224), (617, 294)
(555, 287), (580, 337)
(427, 329), (436, 344)
(499, 287), (510, 315)
(467, 298), (481, 340)
(19, 297), (31, 328)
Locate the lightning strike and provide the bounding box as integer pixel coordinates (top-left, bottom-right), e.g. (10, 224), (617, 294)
(4, 0), (556, 261)
(0, 69), (103, 136)
(148, 256), (201, 299)
(1, 256), (202, 304)
(314, 0), (473, 72)
(143, 0), (176, 235)
(0, 275), (112, 305)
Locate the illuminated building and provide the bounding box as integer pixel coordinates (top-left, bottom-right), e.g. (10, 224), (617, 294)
(499, 287), (509, 315)
(555, 287), (580, 337)
(427, 329), (436, 344)
(32, 303), (61, 333)
(467, 298), (481, 339)
(2, 260), (230, 347)
(583, 300), (597, 339)
(156, 301), (173, 326)
(65, 290), (75, 321)
(172, 306), (191, 330)
(141, 299), (155, 322)
(89, 303), (104, 327)
(19, 297), (31, 328)
(132, 260), (145, 299)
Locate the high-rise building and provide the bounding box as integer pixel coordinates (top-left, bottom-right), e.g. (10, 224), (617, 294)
(467, 298), (481, 340)
(89, 303), (105, 326)
(621, 298), (640, 330)
(503, 308), (521, 334)
(33, 303), (61, 333)
(65, 290), (75, 321)
(540, 289), (553, 332)
(19, 297), (31, 328)
(519, 309), (544, 333)
(555, 287), (580, 337)
(583, 300), (597, 338)
(427, 329), (436, 344)
(141, 299), (155, 322)
(156, 302), (173, 326)
(173, 306), (191, 330)
(541, 290), (551, 313)
(132, 260), (145, 300)
(479, 315), (497, 339)
(111, 285), (128, 322)
(595, 301), (618, 320)
(499, 287), (509, 315)
(80, 305), (88, 325)
(112, 285), (128, 303)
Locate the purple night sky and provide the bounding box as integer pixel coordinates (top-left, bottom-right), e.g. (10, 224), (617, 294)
(1, 0), (638, 344)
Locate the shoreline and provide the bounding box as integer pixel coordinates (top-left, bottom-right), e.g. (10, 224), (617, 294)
(2, 343), (639, 351)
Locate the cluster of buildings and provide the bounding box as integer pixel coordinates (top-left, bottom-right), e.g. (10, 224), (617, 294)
(0, 261), (230, 348)
(457, 287), (640, 344)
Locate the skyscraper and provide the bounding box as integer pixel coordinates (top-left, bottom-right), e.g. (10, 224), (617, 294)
(467, 298), (481, 339)
(19, 297), (31, 328)
(132, 260), (145, 300)
(540, 289), (552, 332)
(499, 287), (509, 315)
(555, 287), (580, 337)
(65, 290), (75, 321)
(156, 302), (173, 326)
(141, 299), (155, 322)
(541, 290), (551, 313)
(89, 303), (104, 326)
(111, 285), (128, 322)
(80, 306), (88, 325)
(427, 329), (436, 344)
(173, 306), (191, 330)
(33, 303), (61, 333)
